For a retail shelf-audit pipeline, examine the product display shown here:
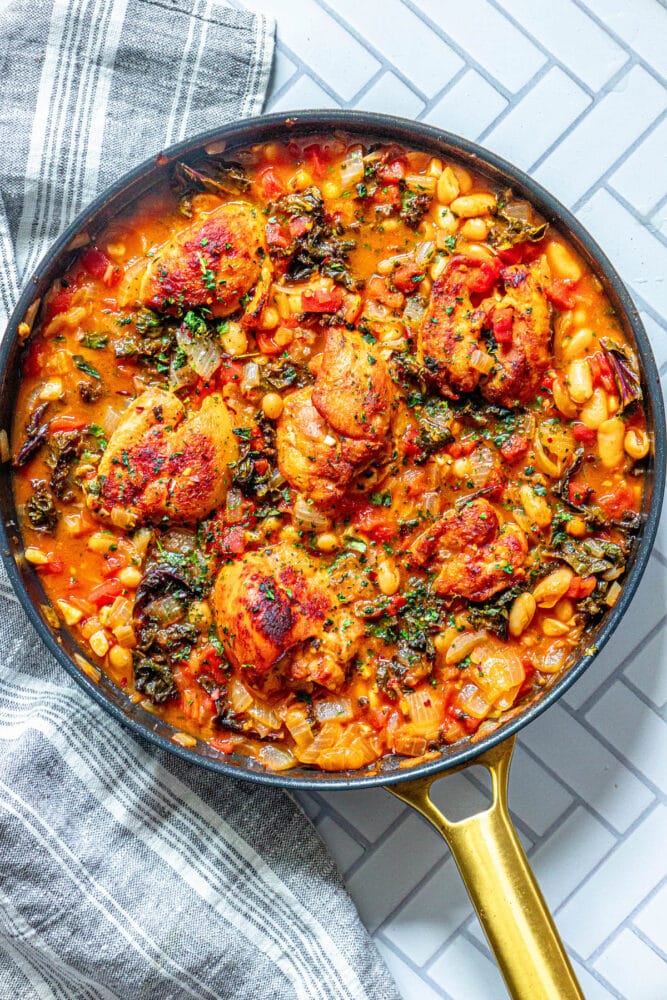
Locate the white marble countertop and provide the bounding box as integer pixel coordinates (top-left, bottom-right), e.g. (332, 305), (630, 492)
(242, 2), (667, 997)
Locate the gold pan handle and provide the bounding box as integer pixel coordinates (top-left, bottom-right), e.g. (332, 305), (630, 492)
(387, 735), (584, 1000)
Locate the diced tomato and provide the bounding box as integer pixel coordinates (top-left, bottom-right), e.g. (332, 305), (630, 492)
(49, 414), (88, 433)
(23, 338), (45, 377)
(265, 220), (290, 251)
(597, 482), (635, 519)
(497, 239), (546, 266)
(392, 262), (425, 295)
(499, 432), (529, 463)
(209, 736), (236, 754)
(367, 275), (404, 310)
(546, 279), (578, 311)
(461, 256), (501, 296)
(301, 287), (343, 313)
(566, 575), (597, 600)
(304, 144), (330, 178)
(216, 525), (246, 556)
(367, 707), (390, 732)
(568, 480), (591, 506)
(372, 184), (401, 209)
(376, 159), (405, 183)
(572, 422), (596, 444)
(288, 216), (310, 239)
(43, 283), (78, 323)
(403, 425), (424, 459)
(446, 438), (478, 459)
(517, 657), (537, 697)
(256, 330), (283, 355)
(589, 351), (616, 393)
(37, 554), (64, 576)
(386, 594), (407, 615)
(101, 553), (128, 578)
(217, 360), (244, 386)
(351, 504), (396, 543)
(89, 578), (123, 607)
(257, 166), (286, 200)
(80, 246), (122, 287)
(492, 306), (514, 345)
(198, 644), (226, 673)
(194, 375), (219, 399)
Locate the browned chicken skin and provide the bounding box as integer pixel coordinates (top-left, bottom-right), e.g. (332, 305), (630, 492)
(88, 388), (238, 525)
(419, 255), (494, 399)
(122, 202), (266, 317)
(212, 548), (363, 691)
(419, 254), (552, 408)
(276, 329), (394, 505)
(409, 498), (528, 602)
(481, 259), (552, 407)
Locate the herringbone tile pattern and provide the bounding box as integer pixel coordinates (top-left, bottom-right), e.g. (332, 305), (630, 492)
(239, 2), (667, 996)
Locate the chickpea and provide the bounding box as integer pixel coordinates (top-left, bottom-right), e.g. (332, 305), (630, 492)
(118, 566), (142, 588)
(261, 392), (284, 420)
(219, 321), (247, 357)
(187, 600), (213, 632)
(565, 516), (587, 538)
(259, 306), (279, 330)
(109, 644), (133, 671)
(316, 532), (340, 553)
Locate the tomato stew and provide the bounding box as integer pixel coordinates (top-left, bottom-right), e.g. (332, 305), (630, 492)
(11, 135), (650, 772)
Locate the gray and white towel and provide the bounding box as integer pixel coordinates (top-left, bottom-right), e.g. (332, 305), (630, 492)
(0, 3), (400, 998)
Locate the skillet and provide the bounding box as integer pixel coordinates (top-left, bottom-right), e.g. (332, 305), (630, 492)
(1, 111), (665, 1000)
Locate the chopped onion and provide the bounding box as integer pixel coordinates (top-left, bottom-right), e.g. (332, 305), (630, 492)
(314, 697), (353, 723)
(284, 705), (314, 747)
(229, 677), (253, 714)
(340, 146), (364, 187)
(170, 357), (196, 391)
(392, 732), (429, 757)
(176, 326), (221, 379)
(248, 700), (281, 730)
(402, 687), (443, 734)
(474, 643), (524, 702)
(225, 488), (245, 524)
(364, 299), (392, 323)
(258, 745), (296, 772)
(405, 174), (436, 195)
(468, 445), (495, 488)
(414, 240), (435, 266)
(241, 360), (260, 393)
(293, 495), (330, 531)
(107, 597), (133, 630)
(458, 683), (493, 720)
(144, 594), (183, 625)
(470, 348), (495, 375)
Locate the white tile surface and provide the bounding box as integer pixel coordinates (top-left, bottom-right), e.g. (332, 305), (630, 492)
(501, 0), (628, 91)
(594, 928), (667, 999)
(250, 1), (667, 995)
(415, 0), (546, 92)
(483, 66), (591, 169)
(424, 69), (508, 140)
(534, 65), (667, 206)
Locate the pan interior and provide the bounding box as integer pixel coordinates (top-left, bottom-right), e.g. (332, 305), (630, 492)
(1, 111), (664, 790)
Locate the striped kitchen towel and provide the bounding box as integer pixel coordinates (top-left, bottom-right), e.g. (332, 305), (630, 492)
(0, 3), (400, 999)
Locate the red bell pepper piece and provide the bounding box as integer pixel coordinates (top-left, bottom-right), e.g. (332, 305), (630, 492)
(546, 279), (578, 310)
(89, 579), (123, 607)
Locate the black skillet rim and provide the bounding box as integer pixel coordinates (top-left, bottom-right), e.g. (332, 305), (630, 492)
(1, 110), (664, 790)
